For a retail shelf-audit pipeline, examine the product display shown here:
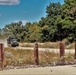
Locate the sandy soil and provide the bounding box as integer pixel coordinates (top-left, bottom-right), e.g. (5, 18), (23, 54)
(0, 39), (8, 47)
(0, 65), (76, 75)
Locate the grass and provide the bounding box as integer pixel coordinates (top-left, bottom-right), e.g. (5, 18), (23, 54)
(4, 47), (60, 66)
(3, 47), (75, 67)
(4, 48), (34, 66)
(39, 50), (59, 65)
(19, 42), (60, 48)
(19, 42), (76, 49)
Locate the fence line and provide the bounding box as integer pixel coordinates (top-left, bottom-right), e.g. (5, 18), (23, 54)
(0, 42), (76, 69)
(0, 43), (4, 70)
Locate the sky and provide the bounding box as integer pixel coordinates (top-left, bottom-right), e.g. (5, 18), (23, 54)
(0, 0), (64, 29)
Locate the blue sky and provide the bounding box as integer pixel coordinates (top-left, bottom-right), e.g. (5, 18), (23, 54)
(0, 0), (64, 28)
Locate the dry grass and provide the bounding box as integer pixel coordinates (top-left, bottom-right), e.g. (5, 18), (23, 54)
(19, 42), (60, 48)
(3, 47), (75, 67)
(39, 50), (59, 65)
(4, 47), (60, 66)
(66, 43), (75, 49)
(4, 48), (34, 67)
(19, 41), (75, 49)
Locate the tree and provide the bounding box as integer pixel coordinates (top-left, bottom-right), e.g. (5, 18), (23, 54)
(2, 0), (76, 42)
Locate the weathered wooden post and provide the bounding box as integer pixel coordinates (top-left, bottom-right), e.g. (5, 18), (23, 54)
(75, 43), (76, 59)
(0, 43), (4, 69)
(34, 42), (39, 65)
(60, 42), (65, 64)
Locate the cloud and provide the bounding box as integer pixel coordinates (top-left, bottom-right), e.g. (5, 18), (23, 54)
(22, 20), (28, 25)
(0, 0), (20, 5)
(15, 20), (28, 25)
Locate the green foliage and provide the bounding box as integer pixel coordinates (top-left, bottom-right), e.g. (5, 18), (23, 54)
(1, 0), (76, 43)
(24, 24), (42, 42)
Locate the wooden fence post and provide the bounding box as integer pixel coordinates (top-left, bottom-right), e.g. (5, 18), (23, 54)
(60, 42), (65, 63)
(0, 43), (4, 69)
(75, 43), (76, 59)
(34, 42), (39, 65)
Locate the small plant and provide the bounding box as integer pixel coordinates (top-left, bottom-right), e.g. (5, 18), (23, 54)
(4, 51), (14, 58)
(64, 53), (74, 62)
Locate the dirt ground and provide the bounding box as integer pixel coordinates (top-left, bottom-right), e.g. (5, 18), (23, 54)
(0, 65), (76, 75)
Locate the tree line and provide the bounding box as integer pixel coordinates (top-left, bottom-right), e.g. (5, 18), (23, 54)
(0, 0), (76, 43)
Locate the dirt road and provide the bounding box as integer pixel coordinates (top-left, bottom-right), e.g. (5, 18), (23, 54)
(14, 47), (75, 54)
(0, 39), (8, 47)
(0, 65), (76, 75)
(0, 39), (75, 54)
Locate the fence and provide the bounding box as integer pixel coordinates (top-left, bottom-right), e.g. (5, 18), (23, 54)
(0, 42), (76, 69)
(0, 43), (4, 70)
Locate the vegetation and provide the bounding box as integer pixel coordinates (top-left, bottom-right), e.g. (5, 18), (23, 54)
(4, 48), (74, 66)
(4, 48), (59, 66)
(20, 42), (60, 48)
(0, 0), (76, 43)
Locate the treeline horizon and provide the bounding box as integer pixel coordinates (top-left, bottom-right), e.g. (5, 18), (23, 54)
(0, 0), (76, 43)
